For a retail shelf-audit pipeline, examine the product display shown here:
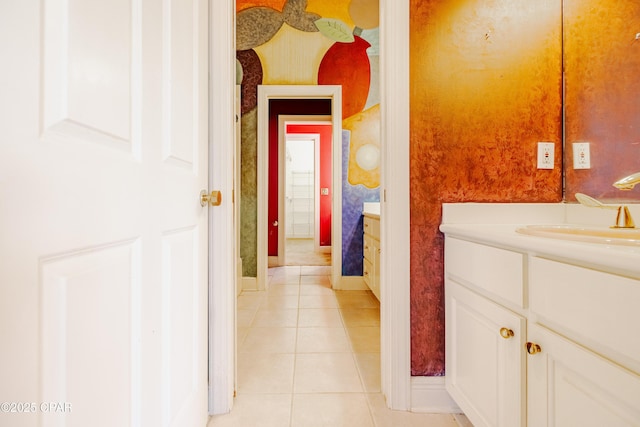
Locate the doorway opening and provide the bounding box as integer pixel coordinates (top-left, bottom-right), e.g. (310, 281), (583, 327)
(285, 136), (316, 244)
(280, 115), (333, 267)
(257, 85), (343, 291)
(282, 132), (332, 266)
(210, 0), (413, 413)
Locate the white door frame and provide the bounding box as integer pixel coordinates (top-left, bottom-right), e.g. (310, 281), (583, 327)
(208, 0), (236, 414)
(279, 116), (332, 265)
(379, 0), (411, 411)
(208, 0), (412, 414)
(257, 85), (342, 291)
(281, 132), (320, 264)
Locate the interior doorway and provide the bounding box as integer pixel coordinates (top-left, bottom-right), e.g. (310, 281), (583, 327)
(283, 133), (332, 266)
(279, 115), (333, 267)
(211, 0), (413, 414)
(285, 136), (316, 243)
(257, 85), (343, 291)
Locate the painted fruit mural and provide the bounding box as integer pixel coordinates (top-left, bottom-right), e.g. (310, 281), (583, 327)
(236, 49), (263, 114)
(317, 35), (372, 119)
(235, 0), (380, 281)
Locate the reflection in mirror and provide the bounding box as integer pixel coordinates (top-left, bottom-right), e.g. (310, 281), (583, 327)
(563, 0), (640, 202)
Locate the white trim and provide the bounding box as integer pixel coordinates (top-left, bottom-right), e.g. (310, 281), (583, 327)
(257, 85), (342, 292)
(279, 115), (332, 264)
(235, 87), (242, 296)
(208, 0), (236, 415)
(337, 276), (368, 291)
(241, 276), (258, 292)
(380, 0), (412, 411)
(282, 133), (320, 252)
(210, 0), (414, 415)
(411, 377), (461, 414)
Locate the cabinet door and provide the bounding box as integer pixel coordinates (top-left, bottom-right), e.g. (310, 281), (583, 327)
(372, 239), (380, 300)
(446, 280), (526, 427)
(527, 323), (640, 427)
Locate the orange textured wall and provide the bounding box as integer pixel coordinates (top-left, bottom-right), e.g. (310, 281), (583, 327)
(564, 0), (640, 202)
(409, 0), (562, 375)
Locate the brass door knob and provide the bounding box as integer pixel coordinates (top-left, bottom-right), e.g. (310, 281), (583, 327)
(200, 190), (222, 207)
(500, 328), (514, 339)
(526, 342), (542, 355)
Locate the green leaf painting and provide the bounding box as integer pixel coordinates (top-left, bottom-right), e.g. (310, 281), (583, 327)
(315, 18), (354, 43)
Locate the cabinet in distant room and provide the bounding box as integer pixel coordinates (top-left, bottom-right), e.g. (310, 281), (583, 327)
(363, 213), (380, 301)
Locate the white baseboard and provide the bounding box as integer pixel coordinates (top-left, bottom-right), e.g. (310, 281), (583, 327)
(241, 276), (258, 291)
(336, 275), (368, 291)
(410, 376), (461, 414)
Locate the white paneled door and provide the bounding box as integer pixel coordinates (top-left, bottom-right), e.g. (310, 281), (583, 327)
(0, 0), (209, 426)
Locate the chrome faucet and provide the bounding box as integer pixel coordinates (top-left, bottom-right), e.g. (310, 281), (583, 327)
(613, 172), (640, 190)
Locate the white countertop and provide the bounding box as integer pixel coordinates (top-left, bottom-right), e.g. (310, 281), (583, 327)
(363, 202), (380, 218)
(440, 203), (640, 279)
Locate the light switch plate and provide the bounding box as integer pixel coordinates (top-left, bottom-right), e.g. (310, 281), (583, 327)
(537, 142), (554, 169)
(573, 142), (591, 169)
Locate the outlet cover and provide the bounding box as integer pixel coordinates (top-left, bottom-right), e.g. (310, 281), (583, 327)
(573, 142), (591, 169)
(537, 142), (555, 169)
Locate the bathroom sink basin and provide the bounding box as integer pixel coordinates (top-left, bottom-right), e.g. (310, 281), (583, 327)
(516, 225), (640, 246)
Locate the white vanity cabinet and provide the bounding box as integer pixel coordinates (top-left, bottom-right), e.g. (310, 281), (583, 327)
(527, 323), (640, 427)
(527, 256), (640, 426)
(363, 214), (380, 300)
(446, 282), (526, 427)
(444, 237), (526, 427)
(442, 233), (640, 427)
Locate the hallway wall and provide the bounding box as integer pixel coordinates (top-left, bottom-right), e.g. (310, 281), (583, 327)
(236, 0), (381, 277)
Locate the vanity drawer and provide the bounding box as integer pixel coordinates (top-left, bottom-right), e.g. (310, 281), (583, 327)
(529, 257), (640, 374)
(444, 237), (524, 308)
(363, 258), (373, 286)
(363, 235), (375, 261)
(363, 215), (380, 240)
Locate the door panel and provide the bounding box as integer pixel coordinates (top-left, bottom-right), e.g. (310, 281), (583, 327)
(162, 227), (201, 423)
(41, 241), (139, 426)
(527, 323), (640, 427)
(42, 0), (137, 153)
(0, 0), (209, 426)
(445, 280), (526, 427)
(164, 0), (198, 169)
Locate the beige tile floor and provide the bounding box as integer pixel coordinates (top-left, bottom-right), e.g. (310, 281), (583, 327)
(208, 265), (472, 427)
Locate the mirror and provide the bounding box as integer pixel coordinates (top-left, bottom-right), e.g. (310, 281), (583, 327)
(564, 0), (640, 202)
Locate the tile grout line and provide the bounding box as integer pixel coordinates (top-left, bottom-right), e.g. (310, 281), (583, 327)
(289, 271), (303, 426)
(266, 266), (379, 426)
(339, 299), (379, 427)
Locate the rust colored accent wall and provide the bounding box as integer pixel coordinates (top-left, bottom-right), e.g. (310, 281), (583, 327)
(564, 0), (640, 202)
(409, 0), (563, 375)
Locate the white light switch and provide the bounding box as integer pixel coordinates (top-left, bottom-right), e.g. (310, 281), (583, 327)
(573, 142), (591, 169)
(537, 142), (554, 169)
